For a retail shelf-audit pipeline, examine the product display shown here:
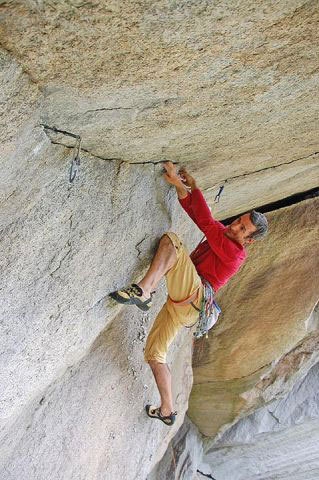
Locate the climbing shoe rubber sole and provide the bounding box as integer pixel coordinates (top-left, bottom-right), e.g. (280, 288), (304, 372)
(109, 285), (152, 312)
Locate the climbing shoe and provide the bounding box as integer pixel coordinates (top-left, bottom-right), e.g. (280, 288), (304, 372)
(145, 405), (177, 426)
(109, 284), (153, 312)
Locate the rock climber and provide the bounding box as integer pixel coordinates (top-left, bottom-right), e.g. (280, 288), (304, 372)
(109, 161), (268, 426)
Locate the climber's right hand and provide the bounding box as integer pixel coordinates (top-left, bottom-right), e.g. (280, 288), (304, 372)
(162, 162), (183, 187)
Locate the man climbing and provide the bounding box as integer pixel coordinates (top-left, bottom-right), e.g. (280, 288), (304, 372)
(110, 162), (268, 426)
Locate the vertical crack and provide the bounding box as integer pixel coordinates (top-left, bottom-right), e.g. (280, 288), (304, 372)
(49, 213), (73, 277)
(267, 409), (281, 424)
(135, 235), (148, 258)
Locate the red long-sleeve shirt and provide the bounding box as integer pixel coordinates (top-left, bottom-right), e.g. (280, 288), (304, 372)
(179, 188), (246, 292)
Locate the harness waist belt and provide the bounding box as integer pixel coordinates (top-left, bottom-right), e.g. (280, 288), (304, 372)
(168, 287), (200, 306)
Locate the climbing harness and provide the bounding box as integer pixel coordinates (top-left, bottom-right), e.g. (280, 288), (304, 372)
(168, 276), (221, 339)
(169, 235), (222, 339)
(193, 279), (221, 339)
(191, 236), (222, 338)
(168, 287), (200, 308)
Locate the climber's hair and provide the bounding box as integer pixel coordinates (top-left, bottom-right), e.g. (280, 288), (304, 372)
(249, 210), (268, 240)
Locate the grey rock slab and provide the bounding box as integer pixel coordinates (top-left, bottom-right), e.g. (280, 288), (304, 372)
(147, 416), (204, 480)
(201, 348), (319, 479)
(0, 126), (177, 431)
(204, 419), (319, 480)
(0, 297), (194, 480)
(211, 360), (319, 448)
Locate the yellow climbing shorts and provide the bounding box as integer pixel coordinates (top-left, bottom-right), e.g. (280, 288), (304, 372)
(144, 232), (203, 364)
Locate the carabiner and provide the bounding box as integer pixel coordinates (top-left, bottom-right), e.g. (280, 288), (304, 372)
(69, 136), (81, 183)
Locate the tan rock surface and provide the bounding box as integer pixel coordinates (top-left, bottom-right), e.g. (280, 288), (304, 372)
(189, 197), (319, 437)
(1, 1), (318, 217)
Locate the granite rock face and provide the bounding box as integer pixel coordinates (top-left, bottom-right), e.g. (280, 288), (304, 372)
(1, 1), (319, 479)
(1, 0), (319, 218)
(0, 126), (198, 478)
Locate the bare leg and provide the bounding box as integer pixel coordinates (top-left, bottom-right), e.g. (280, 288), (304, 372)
(148, 360), (173, 416)
(138, 234), (177, 298)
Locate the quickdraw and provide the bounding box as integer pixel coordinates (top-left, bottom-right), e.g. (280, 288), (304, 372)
(214, 180), (227, 203)
(41, 125), (82, 183)
(69, 135), (82, 183)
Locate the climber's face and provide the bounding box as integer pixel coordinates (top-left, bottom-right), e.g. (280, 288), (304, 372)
(225, 213), (257, 246)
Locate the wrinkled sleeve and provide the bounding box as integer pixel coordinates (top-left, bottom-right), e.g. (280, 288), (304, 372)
(178, 191), (197, 223)
(180, 188), (232, 262)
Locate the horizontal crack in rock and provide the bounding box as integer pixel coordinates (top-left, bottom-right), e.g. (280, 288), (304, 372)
(41, 124), (164, 164)
(83, 107), (134, 114)
(221, 186), (319, 224)
(41, 124), (80, 139)
(40, 124), (319, 183)
(205, 151), (319, 191)
(129, 160), (178, 165)
(194, 362), (272, 385)
(197, 470), (217, 480)
(50, 140), (122, 162)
